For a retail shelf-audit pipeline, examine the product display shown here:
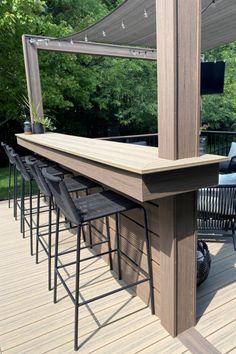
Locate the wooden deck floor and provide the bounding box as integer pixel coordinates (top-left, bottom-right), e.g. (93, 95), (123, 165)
(1, 199), (236, 353)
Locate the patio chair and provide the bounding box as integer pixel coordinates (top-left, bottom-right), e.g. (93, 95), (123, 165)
(25, 156), (99, 290)
(1, 142), (36, 213)
(42, 167), (155, 351)
(1, 142), (16, 209)
(197, 185), (236, 250)
(8, 149), (71, 256)
(219, 142), (236, 173)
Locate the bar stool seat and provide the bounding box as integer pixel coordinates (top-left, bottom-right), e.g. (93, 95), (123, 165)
(45, 165), (70, 176)
(74, 190), (137, 222)
(65, 175), (97, 193)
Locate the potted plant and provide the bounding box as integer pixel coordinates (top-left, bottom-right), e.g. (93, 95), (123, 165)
(22, 96), (56, 134)
(32, 117), (44, 134)
(22, 96), (43, 134)
(41, 116), (56, 132)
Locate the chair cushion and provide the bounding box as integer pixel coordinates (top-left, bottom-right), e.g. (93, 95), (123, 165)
(219, 173), (236, 185)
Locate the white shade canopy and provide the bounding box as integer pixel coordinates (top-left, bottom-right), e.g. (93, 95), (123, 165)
(62, 0), (236, 52)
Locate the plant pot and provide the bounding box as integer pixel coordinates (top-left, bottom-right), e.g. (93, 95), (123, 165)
(33, 123), (44, 134)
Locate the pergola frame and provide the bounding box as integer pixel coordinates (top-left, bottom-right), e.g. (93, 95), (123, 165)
(22, 0), (203, 338)
(22, 34), (157, 123)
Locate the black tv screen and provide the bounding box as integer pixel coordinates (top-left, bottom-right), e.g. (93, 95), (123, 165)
(201, 61), (225, 95)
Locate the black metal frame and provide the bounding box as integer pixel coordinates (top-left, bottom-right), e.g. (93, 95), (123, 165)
(1, 143), (18, 213)
(53, 205), (154, 351)
(25, 157), (101, 291)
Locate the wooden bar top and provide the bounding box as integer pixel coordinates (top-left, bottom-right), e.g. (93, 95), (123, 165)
(16, 133), (226, 175)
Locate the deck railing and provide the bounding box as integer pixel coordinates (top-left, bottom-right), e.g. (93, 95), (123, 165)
(201, 131), (236, 155)
(100, 131), (236, 156)
(99, 133), (158, 147)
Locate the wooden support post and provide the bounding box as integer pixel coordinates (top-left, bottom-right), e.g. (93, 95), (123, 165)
(156, 0), (201, 336)
(158, 193), (197, 336)
(156, 0), (201, 160)
(22, 35), (43, 122)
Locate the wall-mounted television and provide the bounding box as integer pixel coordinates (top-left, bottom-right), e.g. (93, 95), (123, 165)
(201, 61), (225, 95)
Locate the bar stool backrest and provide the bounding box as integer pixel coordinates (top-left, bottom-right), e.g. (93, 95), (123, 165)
(25, 157), (51, 197)
(2, 143), (15, 165)
(34, 163), (52, 198)
(9, 149), (31, 181)
(42, 168), (80, 225)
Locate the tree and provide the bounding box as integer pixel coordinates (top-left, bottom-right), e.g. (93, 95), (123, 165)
(0, 0), (70, 126)
(0, 0), (235, 139)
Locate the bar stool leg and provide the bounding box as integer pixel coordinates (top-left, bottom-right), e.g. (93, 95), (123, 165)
(29, 180), (33, 256)
(142, 207), (155, 315)
(85, 189), (93, 248)
(8, 163), (12, 208)
(232, 223), (236, 251)
(88, 221), (93, 248)
(105, 216), (113, 271)
(82, 225), (86, 243)
(48, 196), (52, 291)
(14, 167), (17, 220)
(53, 208), (60, 303)
(21, 176), (25, 238)
(36, 190), (41, 264)
(115, 213), (122, 280)
(20, 176), (23, 233)
(74, 224), (82, 351)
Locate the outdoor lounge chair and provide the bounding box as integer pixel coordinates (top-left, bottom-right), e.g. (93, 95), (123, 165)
(219, 142), (236, 173)
(197, 185), (236, 250)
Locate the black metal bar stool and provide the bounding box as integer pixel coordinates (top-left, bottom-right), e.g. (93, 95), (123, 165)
(8, 149), (68, 256)
(25, 156), (100, 290)
(3, 144), (46, 220)
(1, 142), (15, 209)
(1, 142), (34, 216)
(42, 168), (155, 351)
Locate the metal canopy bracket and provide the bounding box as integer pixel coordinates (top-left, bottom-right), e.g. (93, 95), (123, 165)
(30, 36), (157, 60)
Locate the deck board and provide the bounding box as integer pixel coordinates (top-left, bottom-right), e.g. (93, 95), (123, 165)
(1, 200), (236, 353)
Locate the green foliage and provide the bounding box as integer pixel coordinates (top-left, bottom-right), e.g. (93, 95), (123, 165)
(0, 0), (69, 124)
(41, 116), (56, 131)
(0, 0), (235, 139)
(91, 58), (157, 133)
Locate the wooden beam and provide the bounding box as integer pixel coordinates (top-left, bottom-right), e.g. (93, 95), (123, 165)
(22, 35), (44, 123)
(155, 0), (201, 337)
(156, 0), (201, 159)
(27, 35), (157, 61)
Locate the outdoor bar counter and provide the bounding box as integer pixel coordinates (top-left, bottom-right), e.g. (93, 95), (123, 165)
(16, 132), (226, 337)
